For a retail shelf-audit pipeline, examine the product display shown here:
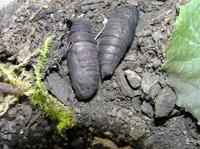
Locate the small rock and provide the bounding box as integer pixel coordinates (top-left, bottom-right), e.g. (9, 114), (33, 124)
(108, 107), (117, 117)
(129, 116), (146, 140)
(125, 70), (141, 89)
(115, 68), (137, 98)
(137, 29), (152, 37)
(92, 137), (118, 149)
(82, 5), (90, 11)
(104, 131), (114, 138)
(112, 81), (118, 88)
(151, 1), (164, 6)
(125, 50), (137, 61)
(132, 89), (142, 97)
(117, 111), (126, 120)
(116, 108), (134, 120)
(89, 127), (95, 133)
(132, 97), (142, 112)
(151, 58), (161, 68)
(87, 10), (94, 18)
(143, 136), (154, 149)
(89, 3), (99, 10)
(104, 0), (112, 5)
(81, 0), (103, 5)
(149, 83), (161, 99)
(4, 121), (16, 134)
(135, 67), (143, 73)
(30, 123), (37, 132)
(141, 102), (154, 117)
(158, 75), (167, 87)
(7, 108), (17, 119)
(110, 1), (118, 9)
(170, 108), (181, 117)
(141, 72), (159, 94)
(101, 2), (106, 8)
(46, 72), (70, 104)
(155, 87), (176, 118)
(126, 0), (138, 6)
(152, 30), (164, 41)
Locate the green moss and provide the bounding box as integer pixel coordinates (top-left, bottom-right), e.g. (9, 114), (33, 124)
(35, 37), (51, 89)
(27, 89), (75, 133)
(0, 37), (76, 133)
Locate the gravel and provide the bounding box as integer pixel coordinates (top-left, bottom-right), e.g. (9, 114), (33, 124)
(155, 86), (176, 118)
(125, 69), (141, 89)
(141, 101), (154, 118)
(141, 72), (159, 94)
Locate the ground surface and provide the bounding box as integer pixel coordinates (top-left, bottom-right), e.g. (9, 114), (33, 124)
(0, 0), (200, 149)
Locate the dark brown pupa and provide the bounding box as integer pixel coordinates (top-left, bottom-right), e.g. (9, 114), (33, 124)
(67, 20), (99, 101)
(99, 5), (139, 79)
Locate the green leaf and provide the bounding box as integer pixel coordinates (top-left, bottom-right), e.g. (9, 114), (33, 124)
(163, 0), (200, 124)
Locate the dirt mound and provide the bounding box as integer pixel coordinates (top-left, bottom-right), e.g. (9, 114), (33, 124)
(1, 0), (200, 148)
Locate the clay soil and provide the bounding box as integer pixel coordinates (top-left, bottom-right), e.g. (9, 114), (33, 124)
(0, 0), (200, 149)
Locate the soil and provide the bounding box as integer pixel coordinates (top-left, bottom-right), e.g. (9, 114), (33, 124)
(0, 0), (200, 149)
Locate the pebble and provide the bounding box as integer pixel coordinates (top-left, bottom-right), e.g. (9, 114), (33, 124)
(110, 1), (118, 9)
(125, 70), (141, 89)
(135, 67), (143, 73)
(151, 1), (164, 6)
(112, 81), (118, 88)
(87, 10), (94, 18)
(91, 137), (117, 149)
(141, 72), (159, 94)
(116, 69), (138, 98)
(7, 108), (17, 119)
(125, 50), (137, 61)
(132, 89), (142, 97)
(89, 3), (99, 10)
(151, 57), (161, 68)
(137, 29), (152, 37)
(104, 0), (112, 5)
(152, 30), (164, 41)
(141, 102), (154, 117)
(92, 137), (133, 149)
(108, 107), (117, 117)
(149, 83), (161, 99)
(81, 0), (103, 5)
(104, 131), (114, 138)
(46, 72), (70, 105)
(154, 87), (176, 118)
(82, 5), (90, 11)
(126, 0), (139, 6)
(89, 127), (95, 133)
(109, 106), (136, 119)
(91, 137), (133, 149)
(116, 108), (134, 121)
(129, 116), (146, 140)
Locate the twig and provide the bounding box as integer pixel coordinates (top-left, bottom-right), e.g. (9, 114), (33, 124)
(14, 50), (40, 69)
(94, 16), (108, 40)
